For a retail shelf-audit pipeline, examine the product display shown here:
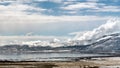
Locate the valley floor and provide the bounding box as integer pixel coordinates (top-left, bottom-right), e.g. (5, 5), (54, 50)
(0, 57), (120, 68)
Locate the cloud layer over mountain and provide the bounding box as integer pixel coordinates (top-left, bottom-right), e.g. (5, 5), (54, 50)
(73, 18), (120, 44)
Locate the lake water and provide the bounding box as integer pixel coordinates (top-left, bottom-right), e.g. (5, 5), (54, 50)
(0, 52), (106, 61)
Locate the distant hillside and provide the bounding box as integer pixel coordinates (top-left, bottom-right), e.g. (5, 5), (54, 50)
(0, 33), (120, 54)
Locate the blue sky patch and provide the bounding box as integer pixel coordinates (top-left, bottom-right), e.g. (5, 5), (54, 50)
(0, 0), (119, 36)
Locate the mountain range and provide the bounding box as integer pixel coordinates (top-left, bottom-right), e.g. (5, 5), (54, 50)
(0, 32), (120, 54)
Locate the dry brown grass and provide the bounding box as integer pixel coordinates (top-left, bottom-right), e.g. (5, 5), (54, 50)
(0, 61), (57, 68)
(0, 61), (101, 68)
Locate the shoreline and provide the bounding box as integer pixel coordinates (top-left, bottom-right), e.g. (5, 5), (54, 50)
(0, 57), (120, 68)
(0, 61), (100, 68)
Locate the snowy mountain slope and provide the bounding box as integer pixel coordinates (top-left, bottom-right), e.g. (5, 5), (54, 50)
(86, 33), (120, 53)
(0, 19), (120, 53)
(73, 19), (120, 45)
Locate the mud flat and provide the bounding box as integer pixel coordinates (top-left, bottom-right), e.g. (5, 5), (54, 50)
(0, 61), (99, 68)
(0, 57), (120, 68)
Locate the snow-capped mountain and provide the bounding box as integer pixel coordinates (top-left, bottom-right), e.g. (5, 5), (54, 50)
(60, 19), (120, 53)
(85, 32), (120, 53)
(0, 32), (120, 53)
(0, 19), (120, 53)
(72, 18), (120, 45)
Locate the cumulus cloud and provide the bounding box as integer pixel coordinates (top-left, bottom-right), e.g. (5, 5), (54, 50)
(61, 2), (98, 10)
(94, 6), (120, 12)
(0, 1), (111, 38)
(0, 0), (111, 25)
(0, 3), (46, 15)
(62, 2), (120, 12)
(0, 2), (109, 23)
(0, 2), (109, 36)
(0, 4), (109, 24)
(73, 18), (120, 44)
(0, 0), (117, 39)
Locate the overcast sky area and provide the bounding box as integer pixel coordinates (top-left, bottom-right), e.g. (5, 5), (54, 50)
(0, 0), (120, 37)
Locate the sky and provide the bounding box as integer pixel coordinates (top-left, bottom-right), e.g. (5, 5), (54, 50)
(0, 0), (120, 37)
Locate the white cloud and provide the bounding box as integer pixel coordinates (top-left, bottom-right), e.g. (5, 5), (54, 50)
(31, 0), (64, 3)
(72, 18), (120, 45)
(0, 3), (46, 15)
(34, 0), (77, 3)
(9, 15), (109, 23)
(62, 2), (98, 10)
(48, 0), (63, 3)
(0, 3), (109, 23)
(0, 35), (68, 46)
(57, 16), (109, 22)
(62, 2), (120, 12)
(0, 35), (68, 41)
(0, 0), (16, 2)
(34, 0), (47, 2)
(0, 0), (33, 3)
(94, 6), (120, 12)
(0, 1), (115, 37)
(0, 3), (110, 34)
(86, 0), (99, 2)
(0, 36), (68, 46)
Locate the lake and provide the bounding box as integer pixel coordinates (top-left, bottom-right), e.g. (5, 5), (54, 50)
(0, 52), (106, 61)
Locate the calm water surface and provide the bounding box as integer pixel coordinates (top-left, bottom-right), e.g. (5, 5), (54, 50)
(0, 52), (106, 61)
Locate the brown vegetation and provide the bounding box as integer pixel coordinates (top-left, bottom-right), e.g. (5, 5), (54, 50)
(0, 61), (100, 68)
